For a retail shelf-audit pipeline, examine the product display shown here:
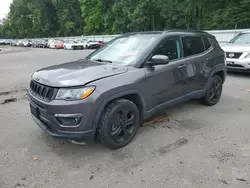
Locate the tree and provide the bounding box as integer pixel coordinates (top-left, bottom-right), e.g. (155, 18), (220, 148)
(1, 0), (250, 38)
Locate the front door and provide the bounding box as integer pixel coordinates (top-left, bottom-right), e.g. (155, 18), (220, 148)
(141, 36), (190, 111)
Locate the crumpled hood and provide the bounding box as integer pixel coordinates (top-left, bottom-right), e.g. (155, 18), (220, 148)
(221, 43), (250, 52)
(32, 59), (128, 87)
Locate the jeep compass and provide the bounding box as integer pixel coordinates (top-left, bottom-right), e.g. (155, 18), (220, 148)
(28, 30), (226, 149)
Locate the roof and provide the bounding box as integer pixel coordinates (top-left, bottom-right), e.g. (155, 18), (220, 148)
(122, 30), (214, 38)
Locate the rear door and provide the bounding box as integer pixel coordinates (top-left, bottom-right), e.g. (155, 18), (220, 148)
(180, 36), (207, 93)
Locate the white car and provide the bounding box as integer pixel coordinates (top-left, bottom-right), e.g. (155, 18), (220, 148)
(84, 40), (101, 49)
(48, 39), (55, 48)
(16, 40), (24, 47)
(222, 30), (250, 73)
(23, 40), (32, 47)
(64, 40), (84, 50)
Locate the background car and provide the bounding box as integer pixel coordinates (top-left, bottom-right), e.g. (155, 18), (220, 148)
(49, 40), (64, 49)
(16, 40), (24, 47)
(0, 39), (6, 45)
(32, 40), (47, 48)
(222, 30), (250, 73)
(23, 40), (32, 47)
(9, 40), (17, 46)
(0, 39), (11, 45)
(98, 41), (106, 47)
(48, 39), (55, 48)
(63, 40), (76, 50)
(54, 40), (64, 49)
(71, 40), (85, 50)
(85, 40), (101, 49)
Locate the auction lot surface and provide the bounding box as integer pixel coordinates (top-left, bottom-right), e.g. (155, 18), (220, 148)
(0, 47), (250, 188)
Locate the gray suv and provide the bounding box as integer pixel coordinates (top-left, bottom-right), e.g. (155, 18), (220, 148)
(28, 31), (226, 149)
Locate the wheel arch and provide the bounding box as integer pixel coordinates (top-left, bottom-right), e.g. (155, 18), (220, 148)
(92, 90), (147, 137)
(213, 70), (226, 83)
(208, 66), (226, 87)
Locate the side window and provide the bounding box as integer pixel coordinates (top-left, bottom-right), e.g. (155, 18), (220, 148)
(203, 37), (212, 50)
(153, 38), (181, 61)
(182, 37), (205, 57)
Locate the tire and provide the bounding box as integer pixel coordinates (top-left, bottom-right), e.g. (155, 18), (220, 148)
(201, 75), (223, 106)
(98, 99), (140, 149)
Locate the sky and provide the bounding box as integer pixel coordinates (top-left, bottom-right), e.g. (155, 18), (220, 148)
(0, 0), (13, 20)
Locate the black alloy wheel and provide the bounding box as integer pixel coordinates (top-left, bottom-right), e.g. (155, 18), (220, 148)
(98, 99), (140, 149)
(202, 75), (223, 106)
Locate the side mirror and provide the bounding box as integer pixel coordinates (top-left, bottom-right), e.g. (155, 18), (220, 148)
(147, 55), (169, 66)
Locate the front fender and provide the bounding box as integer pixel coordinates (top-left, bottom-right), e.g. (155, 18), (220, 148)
(92, 89), (147, 131)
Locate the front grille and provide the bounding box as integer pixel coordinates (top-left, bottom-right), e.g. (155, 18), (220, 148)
(72, 45), (83, 49)
(29, 80), (57, 101)
(226, 52), (243, 59)
(227, 64), (244, 68)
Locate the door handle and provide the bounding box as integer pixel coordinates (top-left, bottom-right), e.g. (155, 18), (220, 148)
(178, 64), (186, 69)
(206, 57), (210, 63)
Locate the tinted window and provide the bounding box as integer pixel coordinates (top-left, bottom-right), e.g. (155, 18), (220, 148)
(203, 37), (211, 50)
(182, 37), (205, 57)
(153, 38), (181, 60)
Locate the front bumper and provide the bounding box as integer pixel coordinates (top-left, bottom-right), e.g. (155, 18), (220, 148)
(72, 45), (84, 50)
(226, 58), (250, 72)
(31, 114), (94, 140)
(28, 90), (103, 141)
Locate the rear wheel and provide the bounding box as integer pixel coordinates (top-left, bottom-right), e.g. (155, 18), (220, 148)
(202, 75), (223, 106)
(98, 99), (140, 149)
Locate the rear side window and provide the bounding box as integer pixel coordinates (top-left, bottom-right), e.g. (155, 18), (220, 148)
(182, 36), (205, 57)
(203, 37), (212, 50)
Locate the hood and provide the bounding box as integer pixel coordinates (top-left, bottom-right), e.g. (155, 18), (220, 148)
(32, 59), (128, 87)
(221, 43), (250, 52)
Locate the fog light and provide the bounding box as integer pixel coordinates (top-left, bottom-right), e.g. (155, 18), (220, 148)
(55, 114), (82, 127)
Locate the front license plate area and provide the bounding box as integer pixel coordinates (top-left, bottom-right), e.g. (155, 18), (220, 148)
(30, 104), (39, 118)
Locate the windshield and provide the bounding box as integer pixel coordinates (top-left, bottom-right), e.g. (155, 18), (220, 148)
(87, 34), (158, 65)
(230, 33), (250, 44)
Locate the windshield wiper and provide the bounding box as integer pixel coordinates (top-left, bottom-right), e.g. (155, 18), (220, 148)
(94, 59), (112, 63)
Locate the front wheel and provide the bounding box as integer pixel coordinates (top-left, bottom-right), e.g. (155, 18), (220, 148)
(98, 99), (140, 149)
(201, 75), (223, 106)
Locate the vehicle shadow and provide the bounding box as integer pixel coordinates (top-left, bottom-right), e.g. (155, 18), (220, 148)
(41, 132), (110, 156)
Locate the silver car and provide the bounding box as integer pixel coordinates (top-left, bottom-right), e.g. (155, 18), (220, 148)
(222, 30), (250, 72)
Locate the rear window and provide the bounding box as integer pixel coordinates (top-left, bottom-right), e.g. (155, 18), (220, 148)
(182, 36), (205, 57)
(203, 37), (212, 50)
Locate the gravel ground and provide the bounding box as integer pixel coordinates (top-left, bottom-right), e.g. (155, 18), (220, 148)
(0, 47), (250, 188)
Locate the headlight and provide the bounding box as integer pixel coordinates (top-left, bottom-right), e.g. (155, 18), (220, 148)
(244, 52), (250, 59)
(55, 86), (95, 101)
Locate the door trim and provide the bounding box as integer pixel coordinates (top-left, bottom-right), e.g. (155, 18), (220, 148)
(144, 89), (206, 119)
